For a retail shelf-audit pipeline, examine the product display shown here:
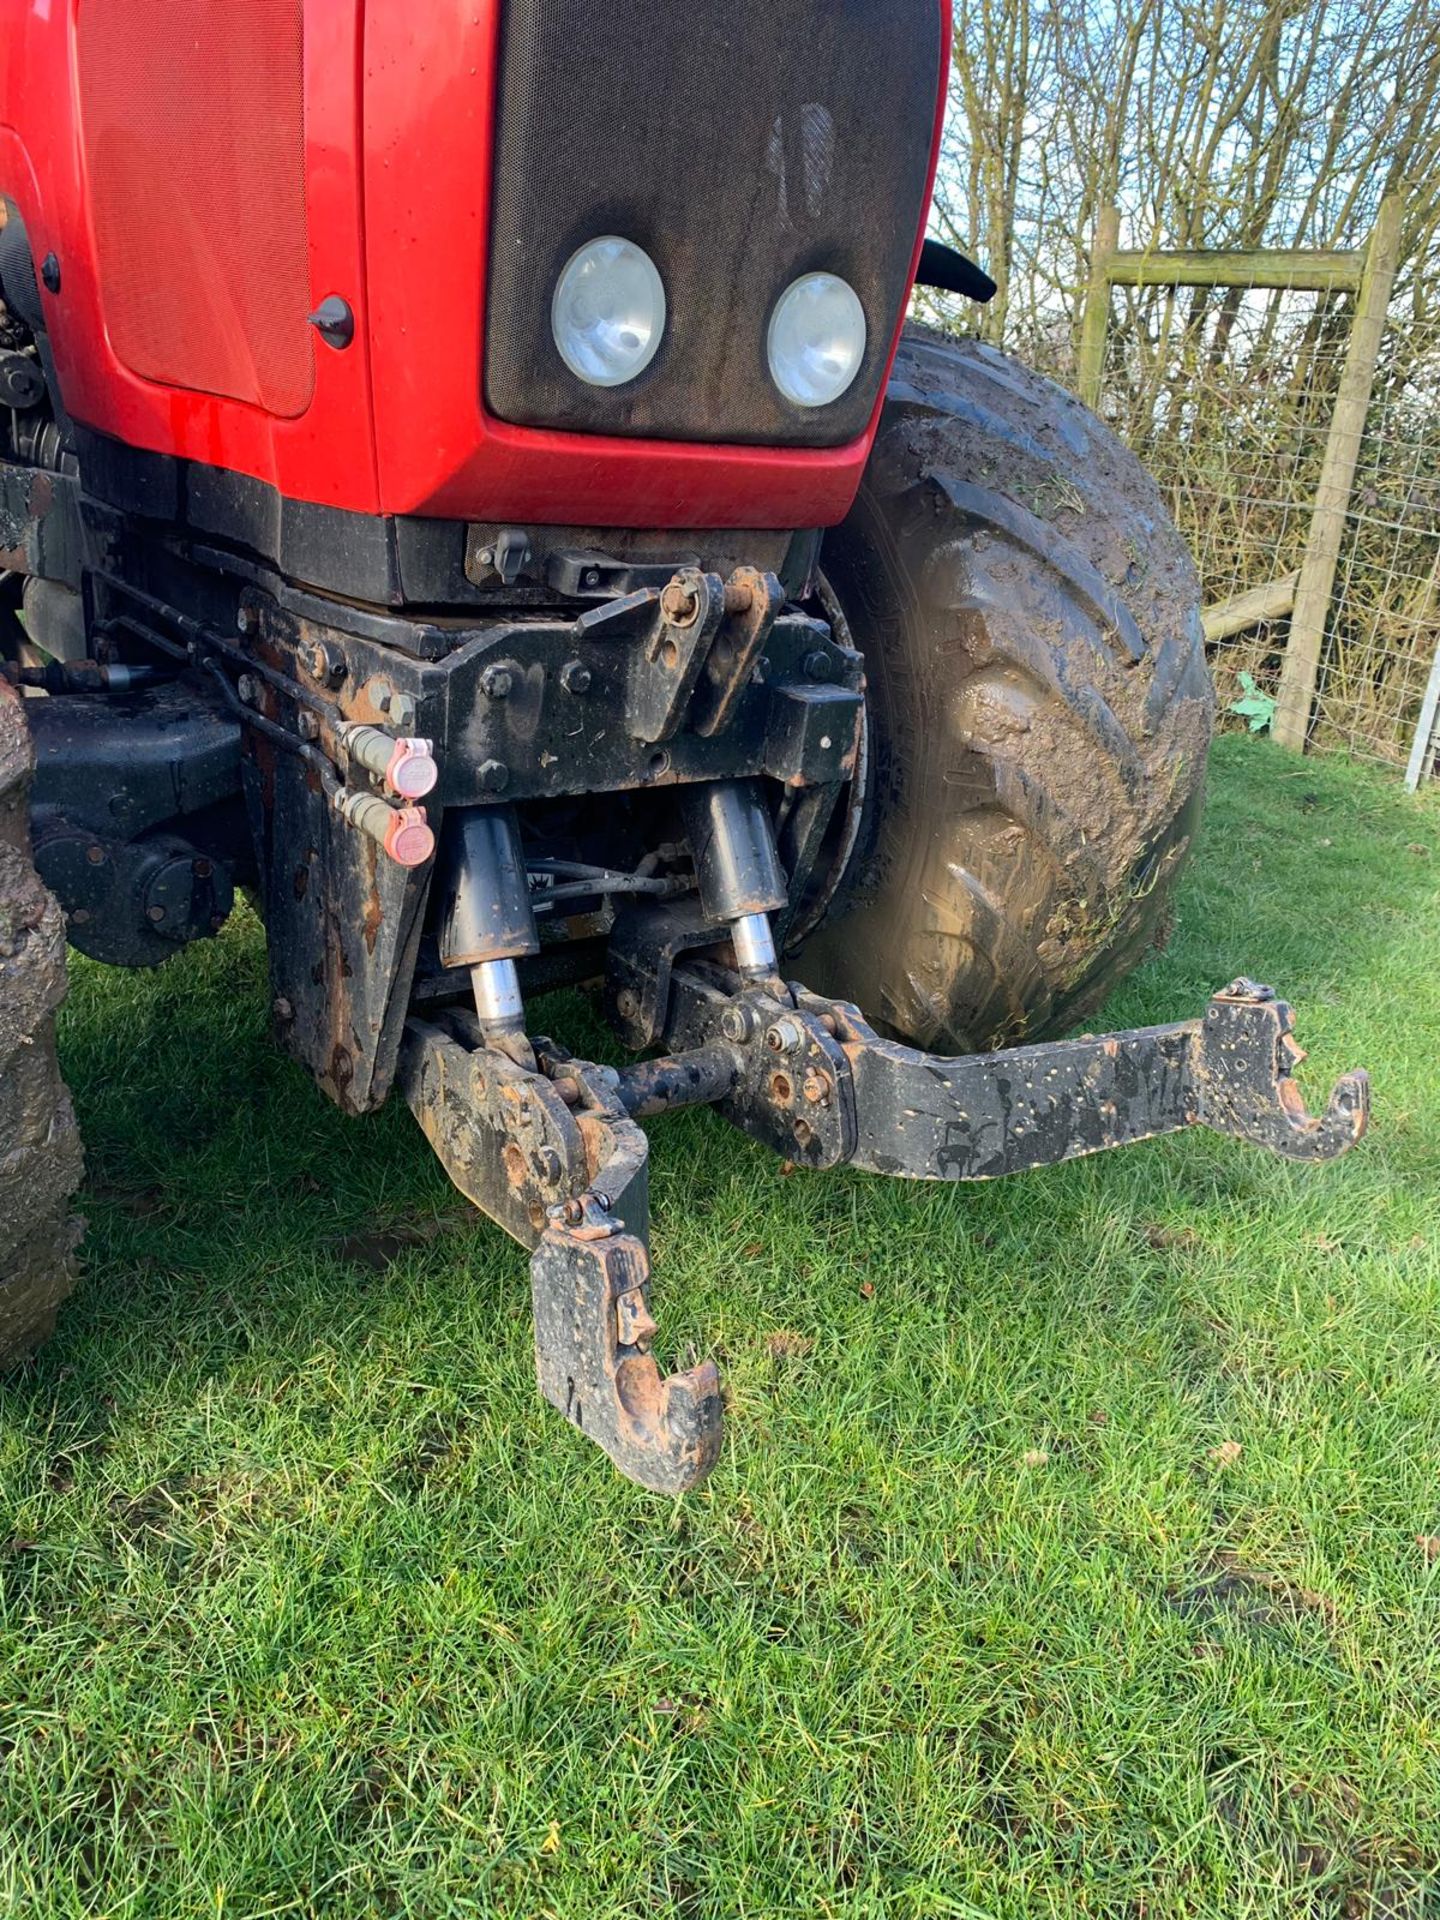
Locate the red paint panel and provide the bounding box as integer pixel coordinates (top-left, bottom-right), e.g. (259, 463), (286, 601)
(361, 0), (952, 530)
(0, 0), (377, 514)
(76, 0), (314, 416)
(1, 0), (951, 535)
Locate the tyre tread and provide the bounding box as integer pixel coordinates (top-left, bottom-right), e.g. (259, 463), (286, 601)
(0, 678), (82, 1367)
(799, 326), (1214, 1053)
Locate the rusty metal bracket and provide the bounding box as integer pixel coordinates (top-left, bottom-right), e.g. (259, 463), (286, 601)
(1191, 979), (1370, 1160)
(662, 966), (857, 1169)
(690, 568), (784, 738)
(606, 898), (727, 1049)
(400, 1010), (586, 1243)
(608, 906), (1368, 1178)
(626, 569), (726, 744)
(607, 895), (1368, 1181)
(399, 1011), (724, 1493)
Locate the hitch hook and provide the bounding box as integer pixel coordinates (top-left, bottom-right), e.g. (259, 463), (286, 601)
(1197, 980), (1369, 1160)
(532, 1195), (723, 1494)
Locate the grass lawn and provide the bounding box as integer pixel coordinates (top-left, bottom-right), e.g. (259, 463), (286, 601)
(1, 734), (1438, 1918)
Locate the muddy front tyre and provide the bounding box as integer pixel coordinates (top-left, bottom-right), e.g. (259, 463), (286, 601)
(0, 677), (82, 1363)
(796, 327), (1215, 1053)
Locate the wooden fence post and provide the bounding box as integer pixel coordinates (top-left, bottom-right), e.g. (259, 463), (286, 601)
(1272, 193), (1405, 751)
(1077, 206), (1119, 410)
(1404, 628), (1440, 792)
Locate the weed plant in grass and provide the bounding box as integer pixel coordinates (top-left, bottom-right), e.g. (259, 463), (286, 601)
(1, 736), (1438, 1917)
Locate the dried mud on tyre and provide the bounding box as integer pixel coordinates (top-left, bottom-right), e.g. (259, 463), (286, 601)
(0, 677), (82, 1364)
(797, 326), (1215, 1054)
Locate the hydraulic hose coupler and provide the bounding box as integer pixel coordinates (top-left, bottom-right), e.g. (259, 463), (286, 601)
(333, 789), (435, 868)
(336, 723), (439, 801)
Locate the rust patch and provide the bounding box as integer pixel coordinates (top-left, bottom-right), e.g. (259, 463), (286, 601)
(361, 878), (384, 955)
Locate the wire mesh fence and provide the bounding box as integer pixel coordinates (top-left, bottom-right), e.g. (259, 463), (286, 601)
(997, 234), (1440, 780)
(1317, 318), (1440, 768)
(1088, 278), (1440, 772)
(1101, 277), (1345, 620)
(923, 0), (1440, 782)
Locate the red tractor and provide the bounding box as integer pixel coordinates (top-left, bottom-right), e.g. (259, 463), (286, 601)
(0, 0), (1366, 1490)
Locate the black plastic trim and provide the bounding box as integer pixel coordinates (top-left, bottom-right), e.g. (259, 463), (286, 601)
(71, 428), (818, 613)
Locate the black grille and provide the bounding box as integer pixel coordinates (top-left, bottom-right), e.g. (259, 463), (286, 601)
(484, 0), (942, 448)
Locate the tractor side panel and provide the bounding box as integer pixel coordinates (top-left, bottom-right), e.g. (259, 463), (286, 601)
(76, 0), (315, 418)
(0, 0), (378, 513)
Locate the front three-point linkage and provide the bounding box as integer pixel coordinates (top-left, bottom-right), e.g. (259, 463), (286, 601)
(400, 776), (1369, 1493)
(399, 1004), (728, 1493)
(399, 791), (732, 1493)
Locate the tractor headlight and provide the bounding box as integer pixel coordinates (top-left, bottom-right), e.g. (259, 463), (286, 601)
(767, 273), (867, 408)
(551, 236), (666, 388)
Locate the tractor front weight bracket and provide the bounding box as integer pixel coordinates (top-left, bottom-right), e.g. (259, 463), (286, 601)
(398, 964), (1368, 1494)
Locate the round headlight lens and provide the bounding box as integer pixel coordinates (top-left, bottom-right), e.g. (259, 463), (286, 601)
(767, 273), (867, 408)
(551, 236), (666, 388)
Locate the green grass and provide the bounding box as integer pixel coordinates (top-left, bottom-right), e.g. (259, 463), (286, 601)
(2, 735), (1439, 1919)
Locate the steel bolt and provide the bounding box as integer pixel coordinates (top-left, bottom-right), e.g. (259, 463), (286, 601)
(559, 659), (592, 696)
(297, 710), (320, 741)
(532, 1146), (563, 1185)
(802, 649), (834, 682)
(146, 904), (166, 923)
(615, 988), (640, 1022)
(720, 1005), (756, 1044)
(41, 253), (61, 295)
(478, 758), (510, 794)
(764, 1017), (804, 1055)
(236, 605), (254, 637)
(85, 844), (106, 866)
(583, 568), (602, 589)
(236, 674), (258, 705)
(303, 640), (345, 685)
(476, 546), (495, 569)
(802, 1069), (831, 1106)
(660, 580), (701, 626)
(479, 663), (514, 700)
(389, 693), (417, 728)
